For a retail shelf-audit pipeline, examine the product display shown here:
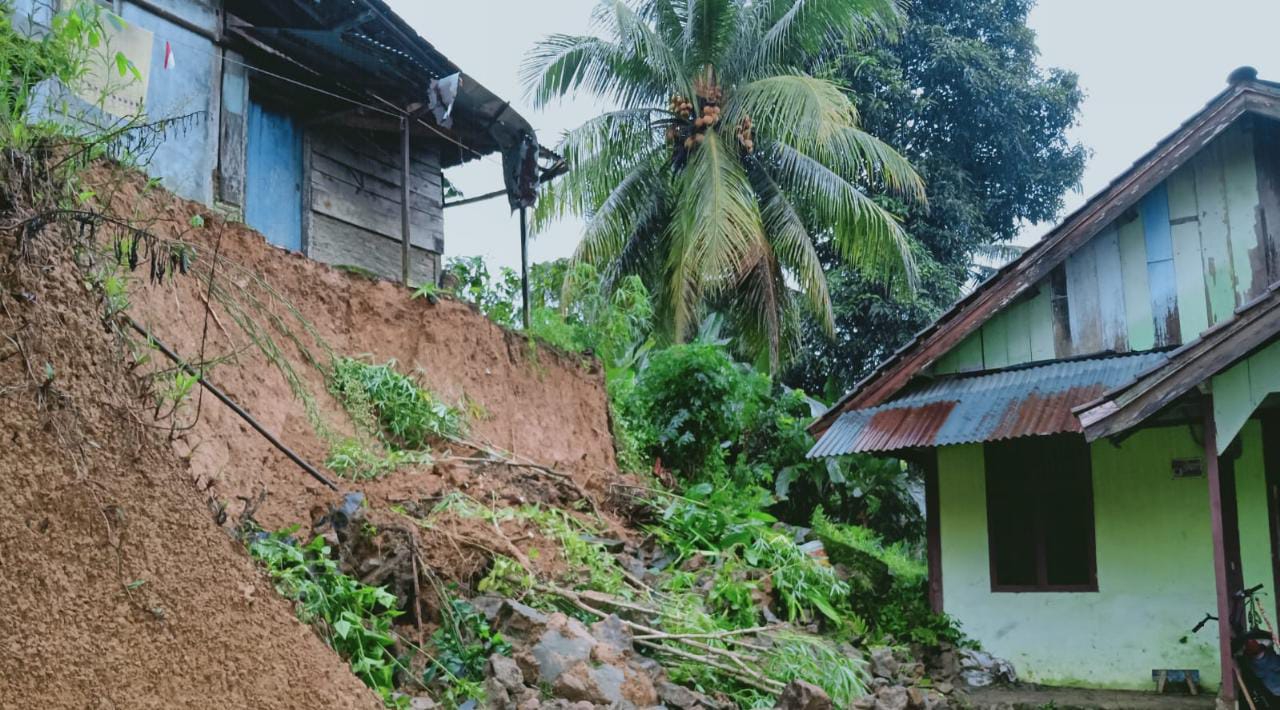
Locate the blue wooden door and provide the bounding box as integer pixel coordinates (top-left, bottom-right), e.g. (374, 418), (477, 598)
(245, 99), (303, 251)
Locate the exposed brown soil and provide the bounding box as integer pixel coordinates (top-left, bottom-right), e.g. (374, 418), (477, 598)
(82, 164), (623, 536)
(0, 156), (635, 708)
(0, 205), (381, 708)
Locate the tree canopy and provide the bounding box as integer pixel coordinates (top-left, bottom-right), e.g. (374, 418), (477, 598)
(784, 0), (1087, 397)
(523, 0), (926, 371)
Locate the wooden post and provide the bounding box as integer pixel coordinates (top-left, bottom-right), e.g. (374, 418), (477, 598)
(520, 206), (530, 330)
(400, 115), (411, 286)
(1205, 393), (1236, 702)
(1262, 413), (1280, 625)
(923, 451), (944, 614)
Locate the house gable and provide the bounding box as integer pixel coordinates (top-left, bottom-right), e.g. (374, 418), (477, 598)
(933, 116), (1280, 376)
(812, 72), (1280, 438)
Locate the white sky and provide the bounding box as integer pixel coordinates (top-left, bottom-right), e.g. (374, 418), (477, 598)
(387, 0), (1280, 271)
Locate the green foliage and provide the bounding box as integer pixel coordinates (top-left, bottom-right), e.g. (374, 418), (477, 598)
(763, 634), (868, 707)
(811, 508), (963, 646)
(653, 483), (850, 625)
(786, 0), (1086, 395)
(324, 438), (431, 480)
(248, 528), (404, 703)
(525, 0), (926, 369)
(425, 597), (512, 686)
(330, 357), (466, 452)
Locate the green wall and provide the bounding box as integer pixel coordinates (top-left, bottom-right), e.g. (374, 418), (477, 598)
(938, 421), (1271, 690)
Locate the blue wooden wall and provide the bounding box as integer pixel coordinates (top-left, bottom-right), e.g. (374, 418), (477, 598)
(245, 99), (303, 251)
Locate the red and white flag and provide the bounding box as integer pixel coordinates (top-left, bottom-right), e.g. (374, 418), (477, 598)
(163, 41), (176, 70)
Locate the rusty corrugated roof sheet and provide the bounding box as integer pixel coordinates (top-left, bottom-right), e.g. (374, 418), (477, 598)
(808, 352), (1168, 457)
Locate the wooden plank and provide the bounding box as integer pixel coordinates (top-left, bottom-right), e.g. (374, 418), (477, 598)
(311, 171), (440, 247)
(1168, 165), (1212, 339)
(1260, 413), (1280, 625)
(1213, 362), (1256, 453)
(312, 129), (442, 188)
(1255, 118), (1280, 285)
(1118, 212), (1155, 351)
(1004, 299), (1033, 366)
(981, 314), (1010, 369)
(1141, 183), (1181, 346)
(312, 153), (441, 208)
(217, 50), (248, 207)
(1028, 285), (1056, 362)
(1204, 393), (1241, 702)
(309, 213), (439, 287)
(1094, 225), (1129, 352)
(1192, 142), (1238, 323)
(1050, 265), (1072, 358)
(1065, 239), (1102, 355)
(935, 332), (984, 374)
(1248, 340), (1280, 405)
(1220, 121), (1265, 301)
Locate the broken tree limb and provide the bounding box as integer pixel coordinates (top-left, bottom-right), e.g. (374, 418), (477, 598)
(123, 316), (339, 491)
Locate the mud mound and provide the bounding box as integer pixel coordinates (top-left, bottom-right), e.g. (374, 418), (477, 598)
(0, 212), (380, 708)
(86, 164), (619, 532)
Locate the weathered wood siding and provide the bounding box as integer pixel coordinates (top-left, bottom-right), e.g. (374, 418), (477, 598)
(305, 128), (444, 287)
(935, 117), (1280, 375)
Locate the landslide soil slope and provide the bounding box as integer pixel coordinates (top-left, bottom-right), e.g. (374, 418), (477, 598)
(90, 165), (619, 532)
(0, 207), (381, 708)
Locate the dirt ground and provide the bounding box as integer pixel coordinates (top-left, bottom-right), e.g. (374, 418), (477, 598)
(84, 164), (622, 534)
(0, 211), (381, 708)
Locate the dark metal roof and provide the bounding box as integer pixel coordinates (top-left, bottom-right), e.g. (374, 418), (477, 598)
(808, 352), (1168, 457)
(224, 0), (536, 170)
(810, 72), (1280, 437)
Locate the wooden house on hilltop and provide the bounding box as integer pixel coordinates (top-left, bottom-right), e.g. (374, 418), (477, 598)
(810, 67), (1280, 702)
(15, 0), (553, 286)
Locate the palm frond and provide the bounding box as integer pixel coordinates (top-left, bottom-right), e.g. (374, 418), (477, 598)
(763, 140), (917, 290)
(667, 130), (766, 338)
(534, 109), (662, 230)
(731, 243), (787, 371)
(571, 147), (669, 267)
(748, 160), (834, 335)
(817, 126), (925, 204)
(684, 0), (739, 68)
(748, 0), (907, 73)
(724, 74), (857, 147)
(521, 34), (667, 109)
(592, 0), (696, 100)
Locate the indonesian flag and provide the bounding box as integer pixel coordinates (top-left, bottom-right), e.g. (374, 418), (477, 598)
(163, 41), (175, 70)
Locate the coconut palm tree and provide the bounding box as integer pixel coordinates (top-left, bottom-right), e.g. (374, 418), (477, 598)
(524, 0), (924, 370)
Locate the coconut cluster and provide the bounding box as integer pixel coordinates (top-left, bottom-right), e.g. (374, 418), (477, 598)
(736, 116), (755, 154)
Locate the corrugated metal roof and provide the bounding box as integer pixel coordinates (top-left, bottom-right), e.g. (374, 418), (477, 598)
(808, 352), (1169, 457)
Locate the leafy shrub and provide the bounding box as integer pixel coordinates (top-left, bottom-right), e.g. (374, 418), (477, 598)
(425, 597), (512, 685)
(248, 529), (404, 703)
(811, 508), (963, 646)
(329, 357), (465, 451)
(633, 344), (767, 481)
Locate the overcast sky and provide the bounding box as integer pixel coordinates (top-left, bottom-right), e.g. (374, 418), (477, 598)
(387, 0), (1280, 272)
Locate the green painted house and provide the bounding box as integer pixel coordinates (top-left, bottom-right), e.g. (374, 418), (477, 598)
(808, 68), (1280, 702)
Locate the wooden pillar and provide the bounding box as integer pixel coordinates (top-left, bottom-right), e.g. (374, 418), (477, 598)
(923, 451), (944, 614)
(400, 115), (411, 286)
(1263, 413), (1280, 624)
(1205, 393), (1238, 701)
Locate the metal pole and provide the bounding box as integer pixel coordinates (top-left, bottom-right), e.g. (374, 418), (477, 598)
(400, 115), (412, 286)
(125, 317), (339, 492)
(520, 206), (530, 330)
